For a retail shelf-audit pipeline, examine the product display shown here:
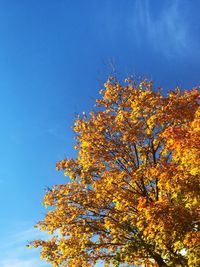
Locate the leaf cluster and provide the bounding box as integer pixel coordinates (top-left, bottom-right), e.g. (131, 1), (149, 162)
(30, 78), (200, 267)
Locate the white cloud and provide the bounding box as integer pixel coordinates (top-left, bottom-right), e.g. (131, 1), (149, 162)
(45, 127), (64, 140)
(129, 0), (195, 58)
(0, 258), (48, 267)
(0, 223), (106, 266)
(1, 227), (47, 250)
(0, 224), (50, 267)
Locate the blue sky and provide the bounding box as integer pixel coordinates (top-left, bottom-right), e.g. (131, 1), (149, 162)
(0, 0), (200, 266)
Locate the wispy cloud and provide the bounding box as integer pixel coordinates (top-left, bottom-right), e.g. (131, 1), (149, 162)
(129, 0), (195, 58)
(0, 258), (48, 267)
(0, 224), (50, 267)
(45, 127), (66, 141)
(3, 227), (47, 248)
(0, 223), (103, 266)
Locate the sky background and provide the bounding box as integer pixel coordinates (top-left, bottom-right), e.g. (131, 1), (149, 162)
(0, 0), (200, 266)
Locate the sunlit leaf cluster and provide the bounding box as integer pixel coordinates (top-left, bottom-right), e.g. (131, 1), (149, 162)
(30, 77), (199, 267)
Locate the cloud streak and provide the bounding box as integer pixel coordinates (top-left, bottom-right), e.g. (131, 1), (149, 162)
(0, 224), (103, 267)
(0, 258), (48, 267)
(129, 0), (194, 58)
(0, 224), (50, 267)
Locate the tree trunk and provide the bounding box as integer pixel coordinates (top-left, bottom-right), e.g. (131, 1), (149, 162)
(153, 253), (168, 267)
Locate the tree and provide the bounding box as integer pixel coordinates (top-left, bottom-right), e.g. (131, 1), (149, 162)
(30, 77), (200, 267)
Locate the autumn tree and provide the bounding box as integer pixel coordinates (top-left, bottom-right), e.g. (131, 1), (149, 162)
(30, 77), (200, 267)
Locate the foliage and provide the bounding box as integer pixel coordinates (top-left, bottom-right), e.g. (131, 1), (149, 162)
(30, 77), (200, 267)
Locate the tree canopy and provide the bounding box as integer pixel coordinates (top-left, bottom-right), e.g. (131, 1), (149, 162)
(30, 78), (200, 267)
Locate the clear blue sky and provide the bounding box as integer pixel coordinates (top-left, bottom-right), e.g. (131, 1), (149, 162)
(0, 0), (200, 266)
